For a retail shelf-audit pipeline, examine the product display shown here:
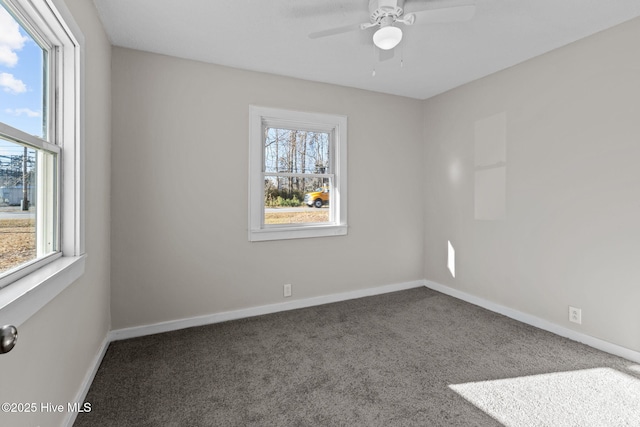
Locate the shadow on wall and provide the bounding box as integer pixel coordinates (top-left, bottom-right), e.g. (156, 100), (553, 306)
(474, 112), (506, 221)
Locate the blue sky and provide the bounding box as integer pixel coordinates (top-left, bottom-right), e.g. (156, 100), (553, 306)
(0, 2), (45, 159)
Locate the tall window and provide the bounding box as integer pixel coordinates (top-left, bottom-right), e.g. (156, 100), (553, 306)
(249, 106), (347, 241)
(0, 0), (82, 290)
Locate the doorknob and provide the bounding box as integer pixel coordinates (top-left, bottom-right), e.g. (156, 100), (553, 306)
(0, 325), (18, 354)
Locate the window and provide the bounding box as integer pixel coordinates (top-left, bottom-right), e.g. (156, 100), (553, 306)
(249, 106), (347, 241)
(0, 0), (58, 286)
(0, 0), (83, 324)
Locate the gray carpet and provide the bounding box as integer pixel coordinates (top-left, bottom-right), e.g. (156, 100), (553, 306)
(74, 287), (639, 426)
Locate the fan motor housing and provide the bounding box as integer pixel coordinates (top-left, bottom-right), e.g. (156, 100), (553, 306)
(369, 0), (405, 23)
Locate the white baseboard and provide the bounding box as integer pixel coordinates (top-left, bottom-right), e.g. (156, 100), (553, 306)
(424, 280), (640, 364)
(110, 279), (426, 341)
(63, 334), (110, 427)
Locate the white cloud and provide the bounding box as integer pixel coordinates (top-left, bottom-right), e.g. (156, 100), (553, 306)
(0, 7), (28, 67)
(4, 107), (40, 117)
(0, 46), (19, 67)
(0, 72), (27, 93)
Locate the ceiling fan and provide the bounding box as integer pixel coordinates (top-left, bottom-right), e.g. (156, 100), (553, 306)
(309, 0), (476, 51)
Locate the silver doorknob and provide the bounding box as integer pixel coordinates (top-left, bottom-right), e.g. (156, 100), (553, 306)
(0, 325), (18, 354)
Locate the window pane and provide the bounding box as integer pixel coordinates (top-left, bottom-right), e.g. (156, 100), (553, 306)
(264, 127), (330, 174)
(0, 138), (36, 274)
(0, 2), (47, 139)
(264, 176), (331, 225)
(0, 136), (56, 279)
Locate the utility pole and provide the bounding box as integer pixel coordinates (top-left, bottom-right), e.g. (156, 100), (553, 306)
(22, 146), (29, 210)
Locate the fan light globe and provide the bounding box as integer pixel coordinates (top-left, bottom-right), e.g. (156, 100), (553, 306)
(373, 26), (402, 50)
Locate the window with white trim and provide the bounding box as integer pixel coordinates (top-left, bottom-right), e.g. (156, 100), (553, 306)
(249, 106), (347, 241)
(0, 0), (82, 291)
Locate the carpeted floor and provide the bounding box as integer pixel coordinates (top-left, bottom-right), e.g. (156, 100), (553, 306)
(74, 287), (640, 426)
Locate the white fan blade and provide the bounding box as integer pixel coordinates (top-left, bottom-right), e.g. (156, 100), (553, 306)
(411, 4), (476, 24)
(309, 23), (363, 39)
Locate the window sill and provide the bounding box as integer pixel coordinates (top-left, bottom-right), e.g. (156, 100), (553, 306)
(250, 224), (347, 242)
(0, 255), (86, 327)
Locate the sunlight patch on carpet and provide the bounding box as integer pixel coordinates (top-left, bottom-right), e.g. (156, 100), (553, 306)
(450, 368), (640, 426)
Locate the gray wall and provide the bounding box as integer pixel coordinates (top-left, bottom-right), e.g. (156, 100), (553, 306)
(0, 1), (111, 426)
(110, 48), (425, 329)
(423, 17), (640, 352)
(112, 16), (640, 354)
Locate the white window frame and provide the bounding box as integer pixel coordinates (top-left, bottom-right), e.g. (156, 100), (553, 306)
(0, 0), (84, 327)
(249, 106), (347, 241)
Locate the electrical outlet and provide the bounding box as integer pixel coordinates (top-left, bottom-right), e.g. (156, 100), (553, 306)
(569, 306), (582, 324)
(283, 284), (292, 298)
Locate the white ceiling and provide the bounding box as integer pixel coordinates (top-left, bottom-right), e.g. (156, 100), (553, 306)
(92, 0), (640, 100)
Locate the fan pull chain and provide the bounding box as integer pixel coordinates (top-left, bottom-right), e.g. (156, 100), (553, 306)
(372, 44), (377, 77)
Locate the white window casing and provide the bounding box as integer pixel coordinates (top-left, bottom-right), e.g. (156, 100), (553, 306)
(249, 106), (348, 241)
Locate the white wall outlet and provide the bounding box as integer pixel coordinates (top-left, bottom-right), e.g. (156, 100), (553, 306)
(569, 306), (582, 324)
(283, 284), (292, 298)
